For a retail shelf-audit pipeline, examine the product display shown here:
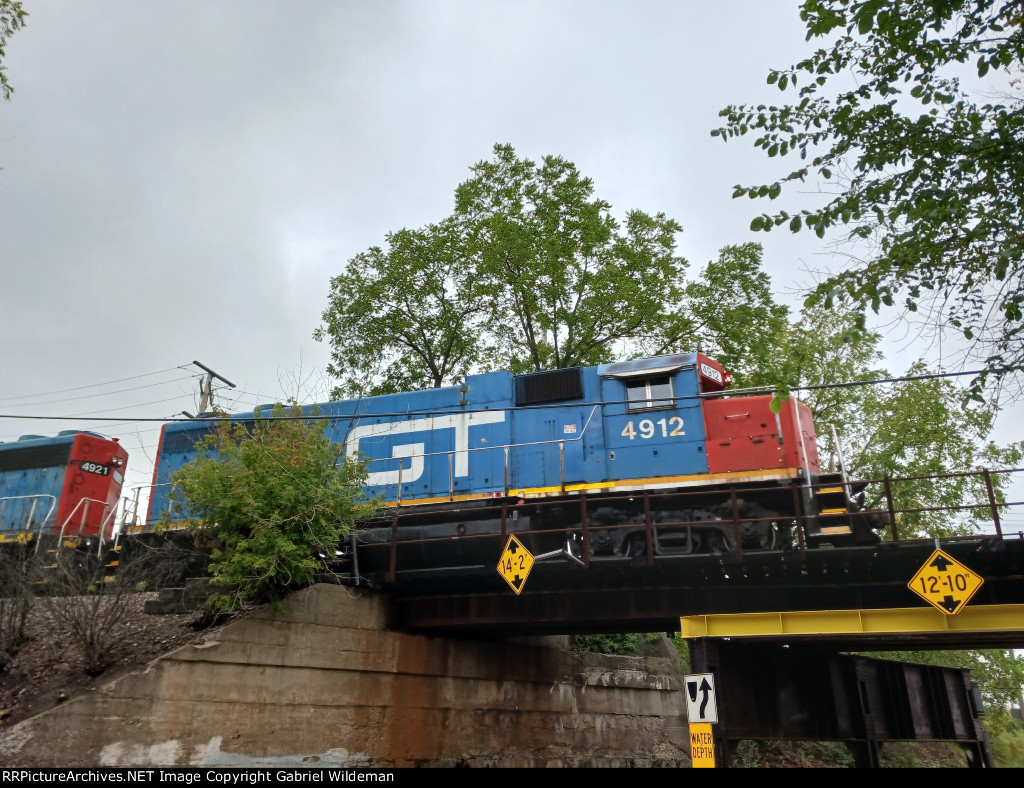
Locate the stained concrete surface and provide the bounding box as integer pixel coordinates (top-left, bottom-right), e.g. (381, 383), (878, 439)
(0, 584), (690, 767)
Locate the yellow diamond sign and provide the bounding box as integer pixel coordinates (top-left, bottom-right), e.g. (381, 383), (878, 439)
(498, 534), (535, 595)
(908, 549), (984, 615)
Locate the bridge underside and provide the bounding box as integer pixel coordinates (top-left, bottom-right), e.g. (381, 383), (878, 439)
(687, 639), (994, 768)
(374, 538), (1024, 650)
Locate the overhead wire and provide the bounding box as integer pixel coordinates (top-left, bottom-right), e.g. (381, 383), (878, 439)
(0, 365), (1007, 423)
(0, 374), (200, 409)
(0, 365), (194, 403)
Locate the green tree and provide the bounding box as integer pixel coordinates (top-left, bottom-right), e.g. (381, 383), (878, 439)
(0, 0), (26, 101)
(713, 0), (1024, 397)
(656, 243), (793, 385)
(772, 307), (1021, 538)
(848, 363), (1023, 535)
(317, 144), (689, 389)
(315, 219), (485, 398)
(165, 404), (378, 612)
(454, 144), (687, 373)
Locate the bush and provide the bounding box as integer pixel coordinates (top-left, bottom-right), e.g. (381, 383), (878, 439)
(166, 403), (379, 613)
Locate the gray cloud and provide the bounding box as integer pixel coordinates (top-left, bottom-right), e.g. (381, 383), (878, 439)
(1, 1), (1018, 508)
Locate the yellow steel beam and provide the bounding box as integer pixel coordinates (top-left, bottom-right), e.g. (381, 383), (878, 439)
(679, 604), (1024, 639)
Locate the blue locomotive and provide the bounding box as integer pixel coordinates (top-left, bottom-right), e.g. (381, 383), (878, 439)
(147, 352), (884, 585)
(0, 430), (129, 547)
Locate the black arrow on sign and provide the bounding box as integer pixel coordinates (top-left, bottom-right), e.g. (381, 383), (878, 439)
(930, 554), (954, 572)
(512, 575), (523, 591)
(686, 678), (713, 719)
(698, 677), (712, 718)
(939, 594), (960, 613)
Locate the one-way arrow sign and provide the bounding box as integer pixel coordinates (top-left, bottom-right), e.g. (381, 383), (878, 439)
(684, 673), (718, 724)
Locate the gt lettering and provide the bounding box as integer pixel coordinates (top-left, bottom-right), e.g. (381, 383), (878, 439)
(346, 411), (506, 486)
(620, 416), (684, 440)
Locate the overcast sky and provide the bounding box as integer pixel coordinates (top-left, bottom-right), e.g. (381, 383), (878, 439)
(1, 1), (1020, 517)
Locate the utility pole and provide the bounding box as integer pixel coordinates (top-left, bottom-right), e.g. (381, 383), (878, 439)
(192, 360), (236, 415)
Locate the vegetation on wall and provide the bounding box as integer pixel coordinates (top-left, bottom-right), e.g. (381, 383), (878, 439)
(165, 403), (379, 613)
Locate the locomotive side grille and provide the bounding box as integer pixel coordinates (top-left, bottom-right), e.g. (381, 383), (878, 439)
(515, 368), (584, 405)
(0, 442), (74, 472)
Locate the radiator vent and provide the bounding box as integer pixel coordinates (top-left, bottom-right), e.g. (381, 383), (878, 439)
(515, 367), (584, 405)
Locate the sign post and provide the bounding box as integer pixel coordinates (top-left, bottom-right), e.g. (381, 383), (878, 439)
(684, 672), (718, 768)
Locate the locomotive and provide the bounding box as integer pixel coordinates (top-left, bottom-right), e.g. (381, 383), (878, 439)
(0, 430), (129, 548)
(146, 351), (886, 586)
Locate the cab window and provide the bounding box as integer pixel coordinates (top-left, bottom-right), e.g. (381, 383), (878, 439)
(626, 375), (674, 411)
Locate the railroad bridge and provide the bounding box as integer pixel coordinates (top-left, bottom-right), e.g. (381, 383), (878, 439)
(5, 471), (1023, 768)
(379, 532), (1024, 650)
(323, 469), (1024, 768)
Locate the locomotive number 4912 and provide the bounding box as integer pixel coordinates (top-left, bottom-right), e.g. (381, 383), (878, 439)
(621, 417), (685, 440)
(78, 461), (110, 476)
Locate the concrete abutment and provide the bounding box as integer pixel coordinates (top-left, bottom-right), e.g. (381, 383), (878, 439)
(0, 584), (691, 767)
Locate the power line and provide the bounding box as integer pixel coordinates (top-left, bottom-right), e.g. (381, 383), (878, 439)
(0, 365), (193, 403)
(0, 366), (1009, 424)
(0, 374), (199, 408)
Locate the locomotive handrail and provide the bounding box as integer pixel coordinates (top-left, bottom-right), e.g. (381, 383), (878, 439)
(121, 483), (172, 529)
(127, 482), (174, 528)
(844, 466), (1024, 486)
(120, 485), (147, 531)
(790, 396), (813, 483)
(815, 422), (850, 476)
(838, 467), (1023, 541)
(0, 494), (57, 541)
(96, 506), (120, 558)
(53, 497), (118, 557)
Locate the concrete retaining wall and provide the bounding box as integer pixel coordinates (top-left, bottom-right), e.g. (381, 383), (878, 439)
(0, 584), (690, 767)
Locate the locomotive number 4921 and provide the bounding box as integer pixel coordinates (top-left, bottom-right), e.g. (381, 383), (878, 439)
(78, 461), (110, 476)
(621, 417), (684, 440)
